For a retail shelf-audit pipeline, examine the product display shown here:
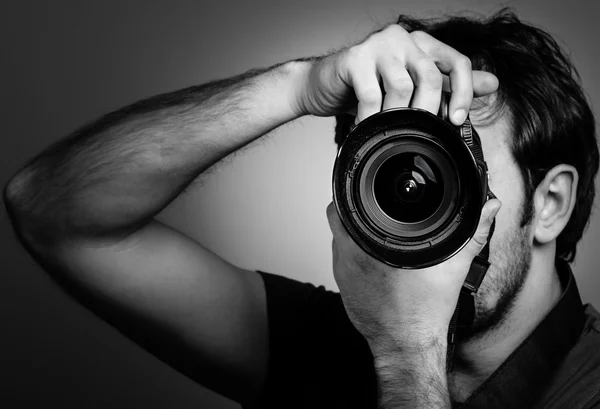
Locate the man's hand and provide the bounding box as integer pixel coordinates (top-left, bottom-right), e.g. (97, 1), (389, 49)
(326, 199), (501, 355)
(326, 198), (501, 408)
(295, 24), (498, 124)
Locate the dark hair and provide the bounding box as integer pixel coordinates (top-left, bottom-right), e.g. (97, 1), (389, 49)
(334, 7), (599, 263)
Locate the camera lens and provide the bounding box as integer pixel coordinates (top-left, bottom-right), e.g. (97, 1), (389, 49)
(333, 108), (486, 268)
(373, 153), (444, 223)
(357, 136), (459, 239)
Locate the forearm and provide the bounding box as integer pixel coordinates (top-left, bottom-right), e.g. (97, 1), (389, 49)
(4, 59), (310, 243)
(373, 341), (450, 409)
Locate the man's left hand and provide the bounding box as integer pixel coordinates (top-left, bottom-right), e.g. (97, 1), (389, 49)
(326, 198), (501, 358)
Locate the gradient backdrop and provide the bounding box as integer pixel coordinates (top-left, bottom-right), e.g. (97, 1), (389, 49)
(2, 1), (599, 408)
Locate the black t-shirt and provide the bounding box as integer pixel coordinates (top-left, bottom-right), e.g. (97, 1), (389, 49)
(246, 260), (600, 409)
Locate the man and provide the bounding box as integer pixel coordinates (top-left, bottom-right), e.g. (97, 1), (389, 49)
(3, 7), (599, 409)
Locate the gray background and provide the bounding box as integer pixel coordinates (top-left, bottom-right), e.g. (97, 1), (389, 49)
(2, 1), (599, 408)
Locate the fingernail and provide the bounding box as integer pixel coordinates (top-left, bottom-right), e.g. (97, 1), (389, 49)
(453, 109), (466, 124)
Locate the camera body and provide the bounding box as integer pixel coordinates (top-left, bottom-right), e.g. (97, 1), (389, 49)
(332, 98), (491, 269)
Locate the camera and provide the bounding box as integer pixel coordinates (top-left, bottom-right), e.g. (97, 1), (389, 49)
(332, 94), (493, 269)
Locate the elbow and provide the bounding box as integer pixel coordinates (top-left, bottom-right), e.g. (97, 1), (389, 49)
(3, 176), (28, 245)
(3, 174), (21, 220)
(4, 163), (33, 202)
(3, 178), (24, 238)
(3, 170), (37, 237)
(3, 164), (40, 216)
(3, 173), (29, 239)
(4, 168), (71, 252)
(3, 173), (49, 252)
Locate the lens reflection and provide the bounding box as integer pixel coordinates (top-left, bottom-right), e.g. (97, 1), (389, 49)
(373, 153), (444, 223)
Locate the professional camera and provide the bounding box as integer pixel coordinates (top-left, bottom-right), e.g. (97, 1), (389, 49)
(332, 95), (493, 269)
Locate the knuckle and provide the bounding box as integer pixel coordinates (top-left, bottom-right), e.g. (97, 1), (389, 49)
(356, 87), (382, 104)
(383, 23), (408, 36)
(410, 30), (431, 42)
(472, 234), (488, 249)
(387, 76), (414, 94)
(456, 55), (472, 70)
(345, 45), (367, 64)
(419, 64), (443, 87)
(370, 24), (410, 47)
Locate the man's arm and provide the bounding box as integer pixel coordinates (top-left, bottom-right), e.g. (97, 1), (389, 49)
(3, 60), (310, 405)
(4, 61), (307, 244)
(4, 22), (498, 407)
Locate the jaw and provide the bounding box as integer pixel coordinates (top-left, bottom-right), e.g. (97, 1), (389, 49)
(453, 238), (561, 378)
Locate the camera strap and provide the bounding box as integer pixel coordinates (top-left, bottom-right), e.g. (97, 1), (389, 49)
(446, 219), (496, 371)
(445, 115), (497, 371)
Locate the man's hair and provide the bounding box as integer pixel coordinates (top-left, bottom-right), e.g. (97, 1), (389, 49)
(334, 7), (599, 263)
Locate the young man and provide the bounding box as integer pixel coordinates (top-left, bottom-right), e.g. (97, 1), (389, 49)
(4, 8), (599, 409)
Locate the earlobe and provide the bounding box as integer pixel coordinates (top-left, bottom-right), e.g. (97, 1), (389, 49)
(533, 165), (579, 244)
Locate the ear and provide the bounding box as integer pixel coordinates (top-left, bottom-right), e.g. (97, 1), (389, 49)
(532, 164), (579, 244)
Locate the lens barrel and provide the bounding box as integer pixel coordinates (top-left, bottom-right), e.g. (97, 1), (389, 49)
(332, 108), (488, 269)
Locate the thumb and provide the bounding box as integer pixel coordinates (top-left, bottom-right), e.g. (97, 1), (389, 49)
(464, 198), (502, 257)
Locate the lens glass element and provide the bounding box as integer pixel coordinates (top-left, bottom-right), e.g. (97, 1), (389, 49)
(373, 153), (444, 223)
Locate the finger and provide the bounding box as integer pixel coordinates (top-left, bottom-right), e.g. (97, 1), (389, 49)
(441, 70), (499, 97)
(406, 52), (443, 115)
(326, 201), (347, 239)
(472, 71), (499, 97)
(411, 31), (473, 125)
(326, 202), (371, 272)
(464, 198), (502, 257)
(346, 50), (383, 124)
(379, 58), (414, 110)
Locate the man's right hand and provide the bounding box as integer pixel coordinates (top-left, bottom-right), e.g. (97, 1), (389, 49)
(296, 24), (499, 126)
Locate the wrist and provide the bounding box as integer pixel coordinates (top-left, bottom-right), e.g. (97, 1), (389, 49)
(373, 339), (450, 409)
(368, 326), (448, 358)
(278, 58), (314, 118)
(371, 335), (447, 369)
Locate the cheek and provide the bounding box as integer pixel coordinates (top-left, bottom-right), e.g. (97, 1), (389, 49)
(474, 113), (530, 258)
(486, 158), (528, 247)
(490, 198), (522, 245)
(485, 165), (531, 277)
